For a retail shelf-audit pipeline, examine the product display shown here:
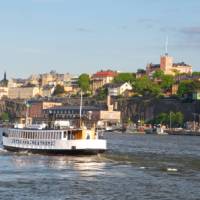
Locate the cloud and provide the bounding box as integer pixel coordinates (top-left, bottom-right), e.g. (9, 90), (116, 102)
(137, 18), (160, 30)
(32, 0), (64, 3)
(137, 18), (159, 24)
(20, 48), (45, 54)
(160, 26), (177, 33)
(75, 27), (93, 32)
(181, 27), (200, 35)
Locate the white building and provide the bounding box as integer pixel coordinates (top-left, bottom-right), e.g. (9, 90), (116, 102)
(108, 82), (132, 96)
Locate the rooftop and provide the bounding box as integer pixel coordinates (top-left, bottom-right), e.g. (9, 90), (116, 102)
(93, 70), (117, 78)
(44, 105), (100, 111)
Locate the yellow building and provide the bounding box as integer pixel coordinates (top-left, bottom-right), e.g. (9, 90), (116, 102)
(146, 54), (192, 76)
(91, 70), (117, 94)
(8, 86), (40, 99)
(160, 54), (192, 75)
(0, 86), (8, 99)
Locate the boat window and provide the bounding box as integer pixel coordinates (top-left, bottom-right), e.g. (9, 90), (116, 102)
(33, 132), (35, 139)
(2, 132), (8, 137)
(47, 132), (50, 140)
(64, 131), (67, 138)
(67, 131), (70, 140)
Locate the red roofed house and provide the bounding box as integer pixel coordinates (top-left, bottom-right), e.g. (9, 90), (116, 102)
(91, 70), (117, 94)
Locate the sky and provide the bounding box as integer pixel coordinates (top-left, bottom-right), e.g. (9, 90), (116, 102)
(0, 0), (200, 78)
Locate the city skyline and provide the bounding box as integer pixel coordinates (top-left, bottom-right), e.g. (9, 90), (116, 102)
(0, 0), (200, 78)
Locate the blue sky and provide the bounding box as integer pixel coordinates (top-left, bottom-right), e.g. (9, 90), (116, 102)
(0, 0), (200, 78)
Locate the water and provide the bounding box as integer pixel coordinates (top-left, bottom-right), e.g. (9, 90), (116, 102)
(0, 131), (200, 200)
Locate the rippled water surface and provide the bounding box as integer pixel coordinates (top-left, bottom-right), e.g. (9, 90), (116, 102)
(0, 131), (200, 200)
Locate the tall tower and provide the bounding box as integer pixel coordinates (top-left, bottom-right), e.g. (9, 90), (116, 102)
(160, 55), (173, 71)
(160, 37), (173, 73)
(3, 71), (7, 81)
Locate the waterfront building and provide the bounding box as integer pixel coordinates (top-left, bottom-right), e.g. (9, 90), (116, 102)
(43, 105), (100, 128)
(27, 100), (62, 121)
(91, 70), (117, 94)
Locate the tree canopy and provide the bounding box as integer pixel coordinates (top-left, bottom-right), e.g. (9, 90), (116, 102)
(113, 73), (136, 84)
(152, 70), (164, 79)
(152, 70), (174, 91)
(0, 112), (9, 122)
(134, 75), (161, 96)
(192, 71), (200, 76)
(78, 73), (90, 92)
(53, 84), (65, 96)
(160, 74), (174, 90)
(152, 111), (184, 127)
(96, 87), (108, 100)
(177, 80), (200, 97)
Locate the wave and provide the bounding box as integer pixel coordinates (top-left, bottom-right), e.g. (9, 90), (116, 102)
(0, 146), (8, 154)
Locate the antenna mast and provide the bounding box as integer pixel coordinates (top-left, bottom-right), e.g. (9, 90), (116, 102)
(165, 36), (168, 55)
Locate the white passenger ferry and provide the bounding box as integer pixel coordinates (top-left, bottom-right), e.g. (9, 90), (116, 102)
(2, 92), (107, 155)
(2, 125), (107, 155)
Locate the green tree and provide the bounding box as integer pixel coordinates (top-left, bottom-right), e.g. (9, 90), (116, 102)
(53, 84), (65, 96)
(152, 70), (174, 91)
(160, 74), (174, 90)
(152, 69), (164, 79)
(153, 111), (184, 127)
(174, 112), (184, 127)
(0, 112), (9, 122)
(155, 112), (169, 124)
(78, 73), (90, 92)
(192, 71), (200, 76)
(177, 80), (200, 97)
(134, 76), (161, 96)
(114, 73), (136, 84)
(96, 87), (108, 100)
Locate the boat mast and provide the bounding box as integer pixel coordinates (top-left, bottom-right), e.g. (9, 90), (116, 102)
(169, 111), (172, 130)
(79, 90), (83, 127)
(25, 101), (29, 127)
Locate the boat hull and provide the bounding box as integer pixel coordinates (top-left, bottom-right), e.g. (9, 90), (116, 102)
(3, 145), (106, 155)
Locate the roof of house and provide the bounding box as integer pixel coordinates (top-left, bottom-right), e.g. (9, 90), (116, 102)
(172, 62), (191, 67)
(148, 64), (160, 69)
(106, 82), (130, 88)
(44, 105), (100, 111)
(93, 70), (117, 78)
